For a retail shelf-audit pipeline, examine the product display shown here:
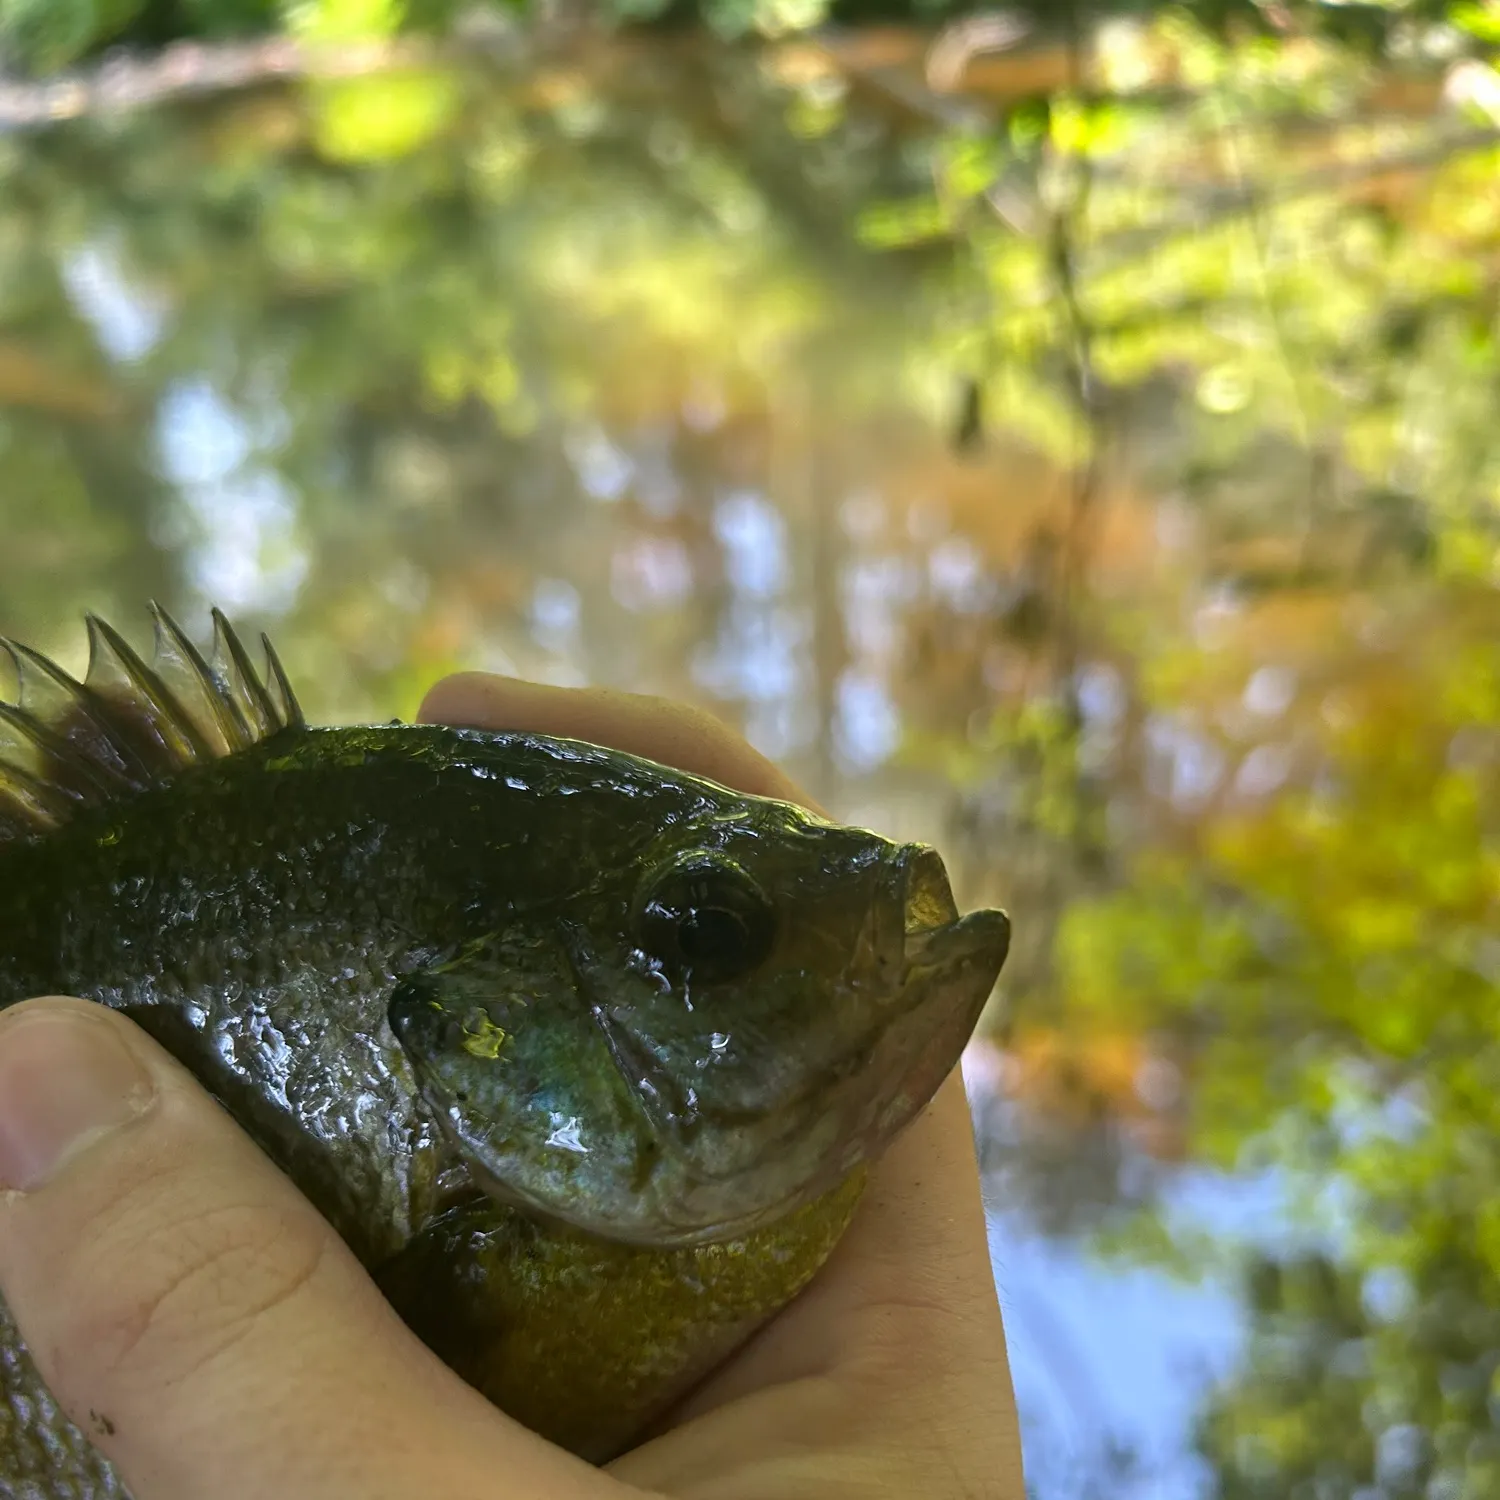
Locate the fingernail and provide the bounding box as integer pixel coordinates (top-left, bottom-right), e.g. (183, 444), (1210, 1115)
(0, 1006), (157, 1192)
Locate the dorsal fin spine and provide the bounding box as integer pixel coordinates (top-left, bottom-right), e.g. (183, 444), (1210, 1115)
(1, 637), (155, 785)
(87, 615), (218, 765)
(0, 702), (123, 801)
(2, 758), (70, 814)
(213, 608), (279, 737)
(151, 603), (251, 752)
(262, 635), (305, 730)
(0, 609), (306, 845)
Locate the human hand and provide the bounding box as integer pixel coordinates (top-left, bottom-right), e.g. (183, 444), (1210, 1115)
(0, 676), (1025, 1500)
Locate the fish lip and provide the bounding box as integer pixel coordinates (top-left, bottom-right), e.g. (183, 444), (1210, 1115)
(888, 843), (1011, 992)
(897, 845), (962, 935)
(902, 904), (1012, 977)
(861, 842), (1009, 985)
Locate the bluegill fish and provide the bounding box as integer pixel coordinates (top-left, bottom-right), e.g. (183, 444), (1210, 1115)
(0, 607), (1010, 1496)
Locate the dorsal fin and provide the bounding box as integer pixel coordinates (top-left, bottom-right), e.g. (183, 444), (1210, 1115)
(0, 606), (305, 846)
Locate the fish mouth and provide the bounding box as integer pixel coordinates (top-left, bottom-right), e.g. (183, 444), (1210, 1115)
(859, 842), (1011, 996)
(845, 842), (1011, 1132)
(899, 845), (964, 935)
(897, 846), (1010, 986)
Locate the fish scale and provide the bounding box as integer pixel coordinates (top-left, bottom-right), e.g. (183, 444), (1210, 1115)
(0, 607), (1011, 1493)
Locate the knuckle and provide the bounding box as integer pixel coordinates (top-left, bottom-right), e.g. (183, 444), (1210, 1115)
(49, 1191), (329, 1398)
(840, 1284), (1002, 1392)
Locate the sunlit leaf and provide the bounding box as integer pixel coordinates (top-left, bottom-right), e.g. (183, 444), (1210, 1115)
(306, 69), (462, 163)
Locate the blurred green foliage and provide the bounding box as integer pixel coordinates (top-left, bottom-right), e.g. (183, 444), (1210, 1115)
(835, 9), (1500, 1494)
(8, 0), (1500, 79)
(0, 36), (922, 712)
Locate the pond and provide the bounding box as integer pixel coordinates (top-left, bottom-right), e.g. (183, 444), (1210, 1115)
(3, 18), (1500, 1498)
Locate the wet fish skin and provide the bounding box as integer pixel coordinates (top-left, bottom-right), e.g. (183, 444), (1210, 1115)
(374, 1170), (869, 1462)
(0, 611), (1011, 1491)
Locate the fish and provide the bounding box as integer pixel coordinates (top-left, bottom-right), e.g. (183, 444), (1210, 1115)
(0, 605), (1011, 1495)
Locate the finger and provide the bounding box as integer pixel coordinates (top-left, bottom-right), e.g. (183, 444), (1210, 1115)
(0, 998), (606, 1500)
(418, 674), (818, 811)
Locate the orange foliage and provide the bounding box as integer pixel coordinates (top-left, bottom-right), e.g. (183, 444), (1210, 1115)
(970, 1028), (1191, 1162)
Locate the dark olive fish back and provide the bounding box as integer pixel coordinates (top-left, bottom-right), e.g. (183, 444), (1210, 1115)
(0, 608), (1011, 1495)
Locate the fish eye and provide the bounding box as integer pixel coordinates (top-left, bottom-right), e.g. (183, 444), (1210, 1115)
(637, 853), (776, 985)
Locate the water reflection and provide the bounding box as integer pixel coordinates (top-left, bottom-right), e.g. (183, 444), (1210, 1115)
(4, 18), (1500, 1497)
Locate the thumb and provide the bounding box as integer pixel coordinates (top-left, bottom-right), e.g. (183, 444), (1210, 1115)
(0, 997), (604, 1500)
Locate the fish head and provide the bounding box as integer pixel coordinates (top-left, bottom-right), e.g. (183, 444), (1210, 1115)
(390, 780), (1009, 1248)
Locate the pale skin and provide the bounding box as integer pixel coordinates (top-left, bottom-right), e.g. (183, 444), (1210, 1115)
(0, 674), (1026, 1500)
